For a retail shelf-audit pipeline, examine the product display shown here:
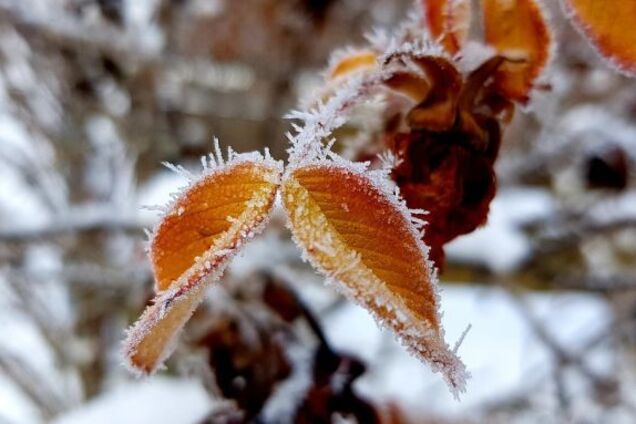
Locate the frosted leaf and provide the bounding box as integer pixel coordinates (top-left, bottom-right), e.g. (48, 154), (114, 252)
(147, 142), (281, 237)
(562, 0), (636, 76)
(123, 153), (282, 374)
(281, 163), (469, 397)
(482, 0), (554, 103)
(325, 47), (378, 81)
(421, 0), (472, 55)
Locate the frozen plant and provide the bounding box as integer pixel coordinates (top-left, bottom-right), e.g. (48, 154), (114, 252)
(123, 0), (636, 402)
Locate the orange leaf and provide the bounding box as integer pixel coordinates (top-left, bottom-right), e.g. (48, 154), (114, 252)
(124, 157), (281, 374)
(482, 0), (552, 102)
(151, 160), (280, 292)
(563, 0), (636, 76)
(422, 0), (472, 54)
(281, 163), (467, 395)
(328, 50), (378, 80)
(123, 280), (208, 375)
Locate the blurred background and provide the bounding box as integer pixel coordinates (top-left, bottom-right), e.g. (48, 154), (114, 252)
(0, 0), (635, 423)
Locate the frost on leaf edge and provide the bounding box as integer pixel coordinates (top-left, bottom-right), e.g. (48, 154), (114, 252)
(123, 147), (282, 375)
(146, 144), (283, 292)
(280, 160), (469, 398)
(560, 0), (636, 77)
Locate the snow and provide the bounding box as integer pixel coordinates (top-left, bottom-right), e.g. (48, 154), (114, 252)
(137, 171), (188, 225)
(0, 162), (51, 230)
(446, 187), (556, 273)
(0, 277), (613, 423)
(587, 191), (636, 226)
(0, 296), (74, 422)
(0, 287), (64, 379)
(559, 106), (636, 152)
(0, 115), (58, 230)
(0, 374), (42, 424)
(52, 377), (211, 424)
(320, 284), (612, 417)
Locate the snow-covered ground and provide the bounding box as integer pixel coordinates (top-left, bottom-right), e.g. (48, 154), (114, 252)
(52, 378), (211, 424)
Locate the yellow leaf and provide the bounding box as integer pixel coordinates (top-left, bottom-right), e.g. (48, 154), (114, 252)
(563, 0), (636, 76)
(281, 163), (467, 395)
(124, 158), (281, 374)
(482, 0), (553, 103)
